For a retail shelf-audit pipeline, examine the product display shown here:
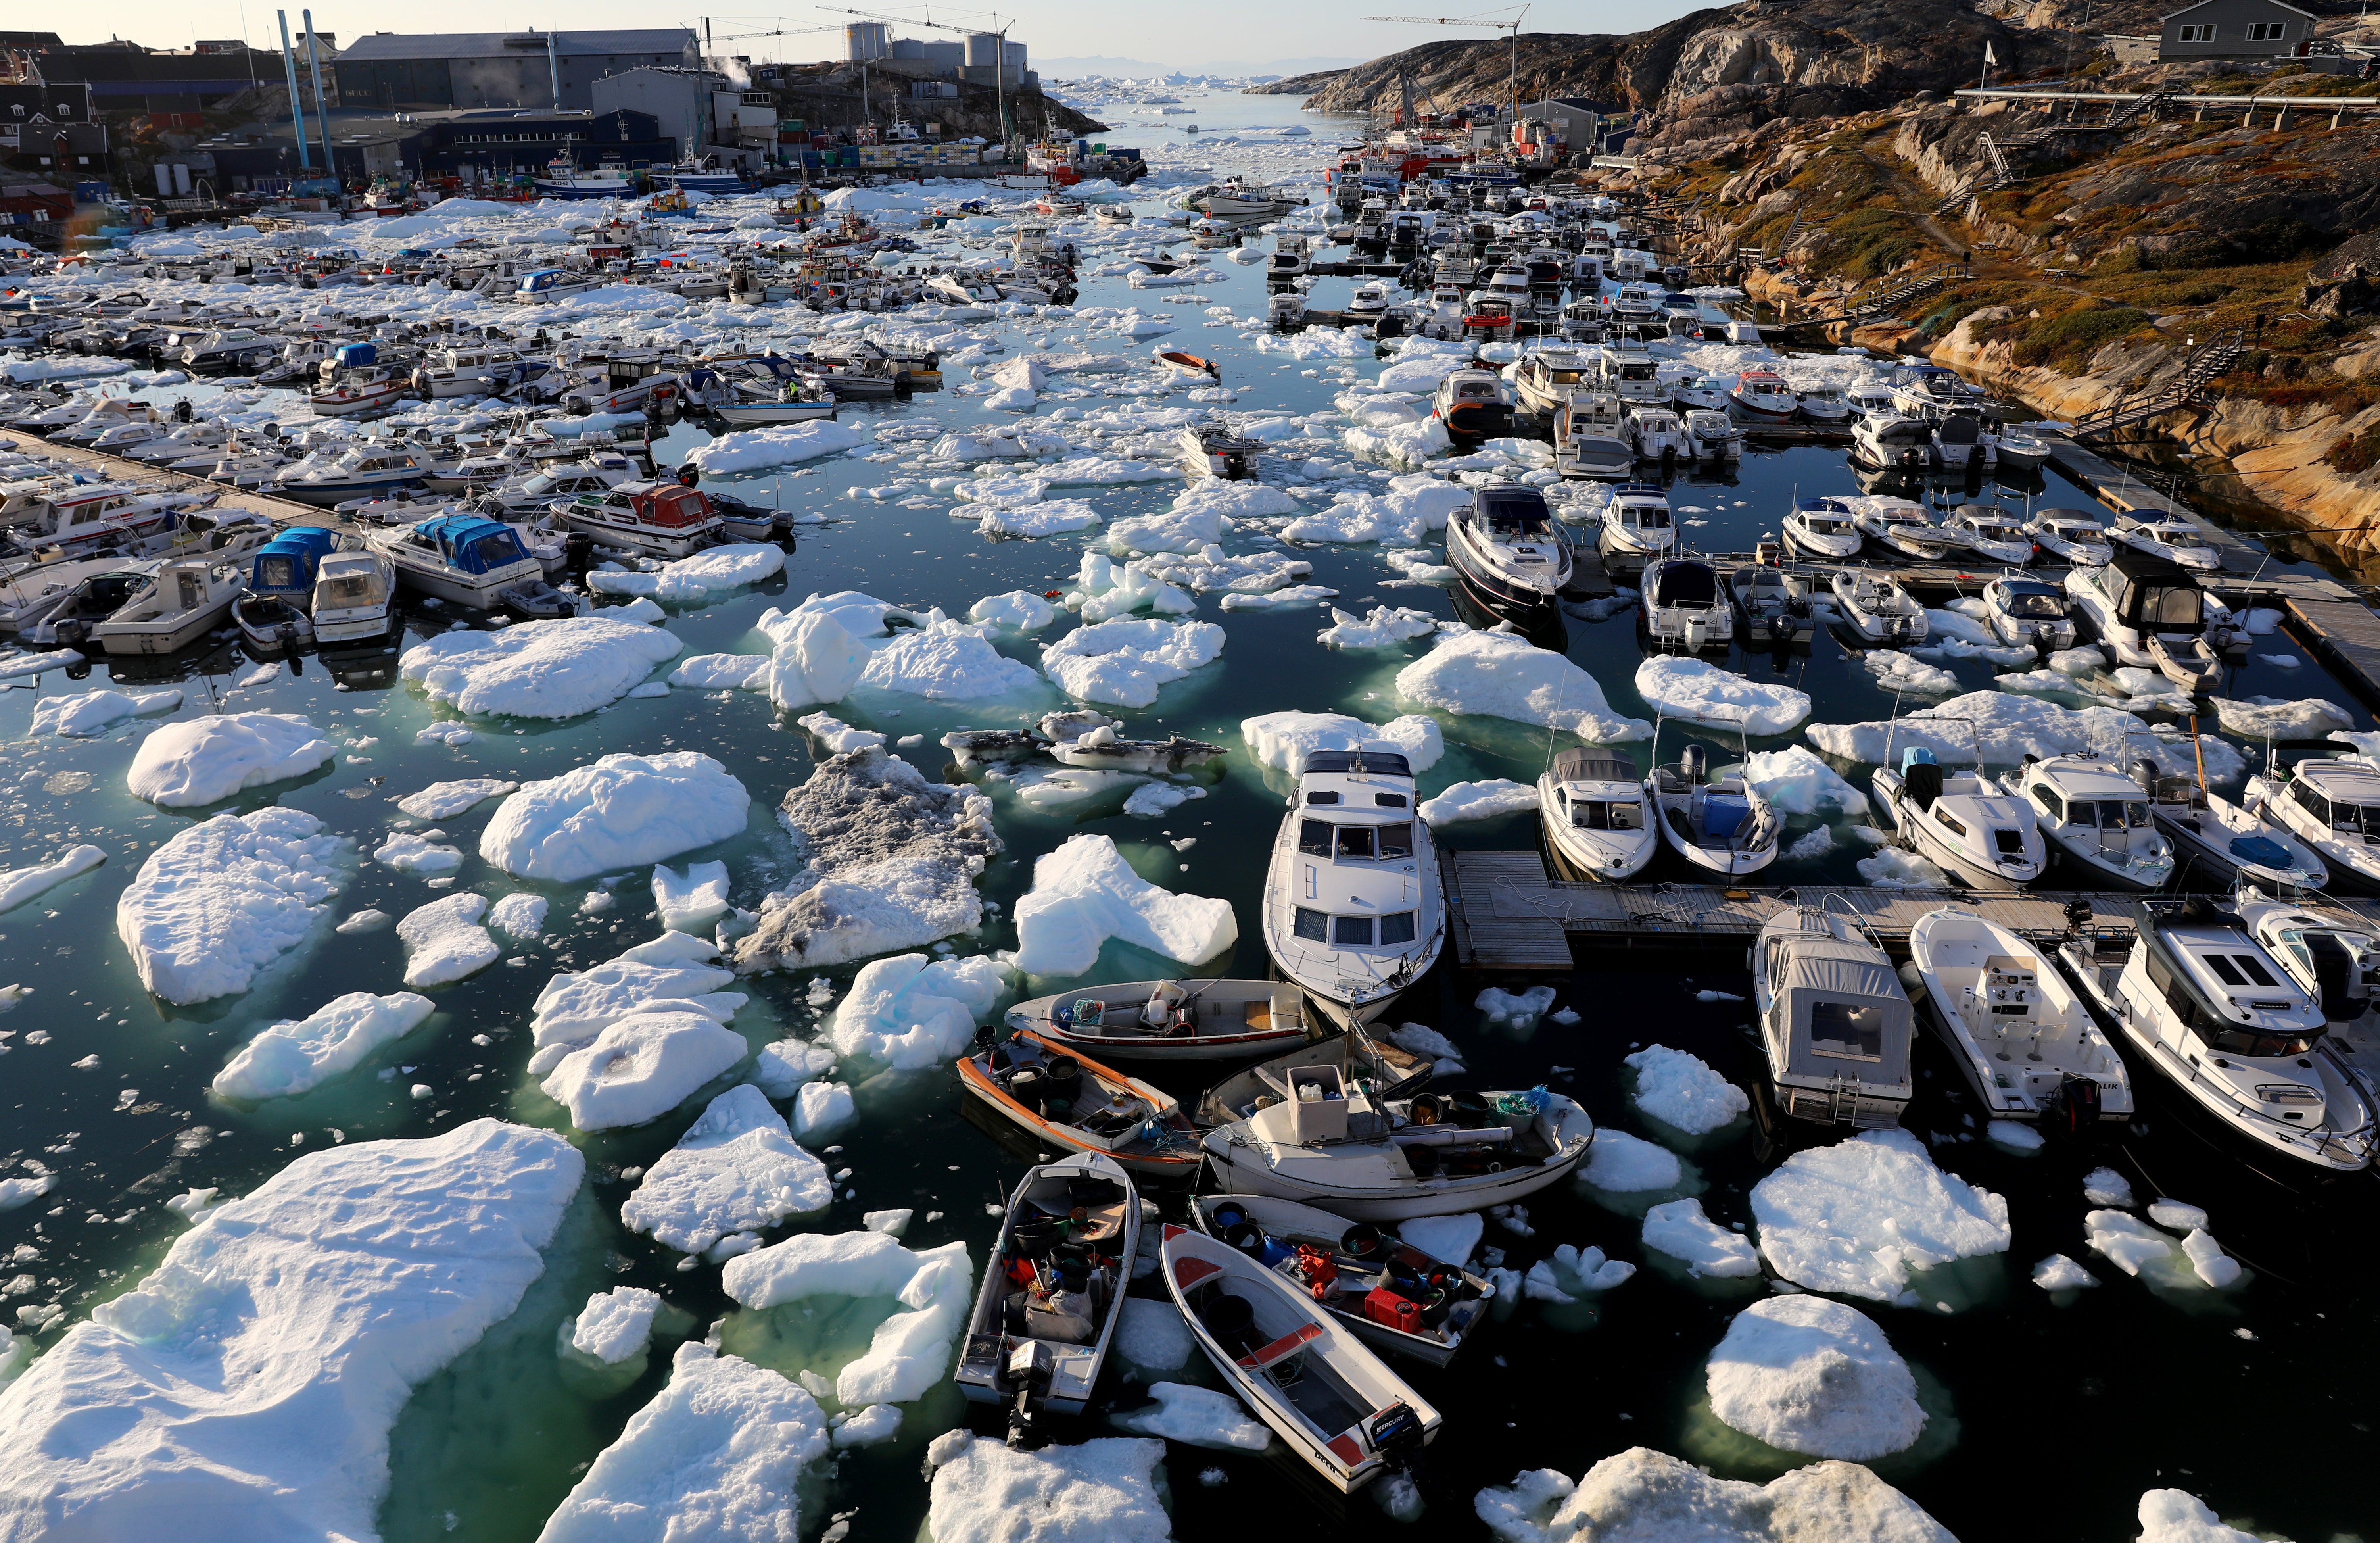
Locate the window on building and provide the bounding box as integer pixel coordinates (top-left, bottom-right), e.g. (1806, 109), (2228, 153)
(2176, 23), (2215, 40)
(2246, 20), (2286, 39)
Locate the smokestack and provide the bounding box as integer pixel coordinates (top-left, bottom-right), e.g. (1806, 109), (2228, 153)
(276, 10), (311, 169)
(301, 11), (332, 173)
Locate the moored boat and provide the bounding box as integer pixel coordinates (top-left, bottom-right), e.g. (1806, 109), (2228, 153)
(1002, 979), (1318, 1062)
(954, 1153), (1139, 1434)
(958, 1027), (1202, 1179)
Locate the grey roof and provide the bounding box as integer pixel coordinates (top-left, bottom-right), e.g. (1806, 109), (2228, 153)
(338, 30), (696, 63)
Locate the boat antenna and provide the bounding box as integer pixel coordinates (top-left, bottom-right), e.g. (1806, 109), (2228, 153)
(2189, 714), (2208, 801)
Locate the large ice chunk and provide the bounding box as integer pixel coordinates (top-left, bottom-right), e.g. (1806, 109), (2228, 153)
(116, 807), (349, 1004)
(1743, 746), (1869, 817)
(537, 1009), (749, 1132)
(480, 752), (749, 882)
(31, 686), (180, 738)
(125, 711), (335, 807)
(619, 1085), (833, 1254)
(1111, 1382), (1272, 1451)
(682, 417), (866, 473)
(0, 1120), (581, 1541)
(1641, 1199), (1762, 1278)
(2135, 1489), (2278, 1543)
(825, 953), (1009, 1070)
(924, 1432), (1171, 1543)
(858, 616), (1044, 699)
(396, 893), (499, 987)
(723, 1231), (974, 1406)
(1239, 709), (1444, 774)
(1751, 1128), (2011, 1305)
(1634, 657), (1810, 736)
(0, 844), (104, 914)
(1013, 833), (1238, 977)
(584, 543), (785, 604)
(401, 617), (680, 719)
(1706, 1296), (1923, 1460)
(212, 990), (435, 1100)
(1492, 1447), (1954, 1543)
(1579, 1130), (1683, 1192)
(651, 861), (732, 933)
(731, 747), (1002, 973)
(530, 933), (742, 1054)
(536, 1343), (829, 1543)
(1396, 629), (1651, 742)
(1042, 616), (1226, 708)
(1419, 778), (1540, 827)
(2210, 695), (2351, 741)
(1808, 690), (2198, 774)
(566, 1287), (665, 1365)
(1625, 1045), (1750, 1134)
(395, 777), (518, 819)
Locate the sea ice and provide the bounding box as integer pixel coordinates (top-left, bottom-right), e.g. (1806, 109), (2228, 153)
(834, 1402), (903, 1447)
(585, 543), (786, 603)
(1751, 1128), (2011, 1304)
(1238, 709), (1444, 774)
(401, 616), (680, 719)
(567, 1286), (664, 1364)
(536, 1343), (829, 1543)
(527, 934), (743, 1057)
(1012, 833), (1238, 976)
(2135, 1489), (2278, 1543)
(1625, 1045), (1750, 1134)
(2084, 1166), (2136, 1207)
(793, 1080), (856, 1141)
(860, 616), (1045, 700)
(1742, 746), (1869, 816)
(974, 499), (1103, 537)
(29, 686), (180, 738)
(1580, 1131), (1684, 1192)
(1071, 552), (1196, 620)
(1112, 1295), (1194, 1374)
(1399, 1212), (1484, 1267)
(669, 653), (772, 690)
(1475, 1468), (1578, 1543)
(1041, 616), (1226, 708)
(1860, 650), (1962, 696)
(1111, 1382), (1272, 1450)
(969, 590), (1059, 630)
(683, 417), (866, 473)
(2031, 1254), (2099, 1292)
(1705, 1297), (1924, 1460)
(1858, 848), (1954, 889)
(1478, 986), (1558, 1025)
(1420, 778), (1541, 826)
(752, 1038), (837, 1099)
(1641, 1199), (1762, 1278)
(213, 990), (434, 1100)
(0, 1120), (580, 1541)
(2210, 695), (2351, 741)
(395, 777), (518, 819)
(731, 747), (1002, 972)
(125, 711), (334, 806)
(538, 1009), (749, 1132)
(480, 752), (749, 882)
(2148, 1198), (2210, 1232)
(1985, 1119), (2045, 1152)
(1396, 628), (1651, 741)
(1318, 605), (1442, 648)
(373, 831), (464, 874)
(924, 1432), (1170, 1543)
(825, 953), (1008, 1070)
(651, 861), (733, 932)
(0, 845), (105, 914)
(1633, 657), (1811, 736)
(396, 893), (500, 987)
(620, 1084), (833, 1254)
(722, 1230), (974, 1406)
(1808, 690), (2190, 772)
(116, 807), (348, 1004)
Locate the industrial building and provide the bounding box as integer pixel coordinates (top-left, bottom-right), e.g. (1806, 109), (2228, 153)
(842, 21), (1032, 88)
(10, 41), (288, 114)
(195, 106), (674, 189)
(587, 67), (776, 169)
(331, 29), (699, 113)
(0, 81), (107, 175)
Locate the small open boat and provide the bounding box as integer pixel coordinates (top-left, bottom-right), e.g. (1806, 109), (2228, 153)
(958, 1028), (1202, 1178)
(1154, 348), (1222, 380)
(1004, 979), (1318, 1062)
(954, 1153), (1139, 1435)
(1161, 1223), (1440, 1493)
(1190, 1194), (1491, 1368)
(1195, 1031), (1432, 1128)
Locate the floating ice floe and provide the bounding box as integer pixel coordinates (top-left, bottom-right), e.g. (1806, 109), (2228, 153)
(1318, 605), (1443, 648)
(2084, 1209), (2242, 1289)
(619, 1084), (833, 1254)
(400, 615), (680, 719)
(2032, 1254), (2099, 1292)
(1641, 1198), (1762, 1278)
(731, 747), (1001, 973)
(1808, 690), (2243, 781)
(480, 751), (749, 882)
(1284, 473), (1470, 543)
(29, 686), (180, 738)
(1706, 1296), (1923, 1461)
(1860, 649), (1962, 696)
(1217, 583), (1338, 611)
(1013, 832), (1237, 976)
(1634, 657), (1811, 736)
(1626, 1045), (1750, 1134)
(1069, 552), (1198, 620)
(116, 807), (349, 1004)
(373, 830), (463, 874)
(670, 652), (773, 690)
(565, 1286), (666, 1366)
(0, 1120), (580, 1539)
(125, 711), (335, 807)
(395, 777), (518, 819)
(860, 615), (1046, 699)
(1751, 1128), (2011, 1304)
(683, 417), (866, 473)
(396, 893), (499, 987)
(2083, 1166), (2136, 1207)
(1397, 629), (1652, 741)
(1580, 1130), (1683, 1191)
(487, 892), (548, 939)
(585, 543), (787, 603)
(1239, 709), (1444, 774)
(969, 590), (1059, 630)
(2209, 694), (2352, 741)
(1112, 1381), (1273, 1450)
(1042, 616), (1225, 708)
(537, 1343), (828, 1543)
(1474, 1446), (1953, 1543)
(529, 932), (743, 1063)
(974, 498), (1103, 537)
(538, 1007), (749, 1132)
(1478, 985), (1557, 1025)
(2134, 1489), (2281, 1543)
(0, 844), (105, 914)
(212, 990), (434, 1101)
(1420, 778), (1540, 826)
(924, 1431), (1171, 1543)
(652, 860), (733, 932)
(1742, 746), (1868, 817)
(723, 1229), (974, 1406)
(1857, 847), (1953, 888)
(1112, 1295), (1194, 1377)
(826, 953), (1008, 1070)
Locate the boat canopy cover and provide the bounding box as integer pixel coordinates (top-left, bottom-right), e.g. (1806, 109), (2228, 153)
(1773, 935), (1914, 1085)
(2104, 547), (2203, 628)
(415, 514), (528, 574)
(1553, 748), (1637, 785)
(1649, 560), (1717, 608)
(1305, 749), (1411, 778)
(1937, 416), (1981, 445)
(250, 527), (340, 594)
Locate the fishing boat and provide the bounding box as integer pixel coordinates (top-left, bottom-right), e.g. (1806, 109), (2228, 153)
(2027, 509), (2115, 566)
(1850, 412), (1934, 472)
(1511, 349), (1595, 416)
(1752, 904), (1915, 1128)
(1153, 348), (1222, 380)
(958, 1028), (1202, 1179)
(953, 1153), (1138, 1434)
(1161, 1224), (1440, 1493)
(711, 384), (837, 427)
(90, 555), (242, 655)
(2245, 757), (2380, 895)
(309, 367), (408, 418)
(1554, 398), (1634, 480)
(1627, 404), (1692, 463)
(1999, 755), (2174, 890)
(552, 480), (723, 559)
(1872, 746), (2048, 891)
(513, 267), (608, 304)
(531, 161), (637, 200)
(369, 513), (545, 610)
(231, 527), (339, 653)
(1259, 748), (1445, 1029)
(2058, 898), (2376, 1174)
(1980, 575), (2076, 651)
(1, 483), (200, 558)
(1781, 496), (1863, 560)
(1727, 559), (1817, 648)
(1444, 484), (1571, 616)
(1433, 369), (1511, 438)
(19, 563), (157, 648)
(1909, 906), (2134, 1128)
(1002, 979), (1317, 1062)
(1190, 1195), (1491, 1368)
(2113, 515), (2222, 572)
(2146, 772), (2327, 892)
(1537, 747), (1656, 881)
(1683, 408), (1744, 461)
(271, 445), (432, 505)
(1178, 423), (1264, 480)
(1829, 568), (1928, 646)
(1647, 736), (1780, 877)
(659, 161), (746, 196)
(1193, 1031), (1433, 1130)
(309, 547), (396, 644)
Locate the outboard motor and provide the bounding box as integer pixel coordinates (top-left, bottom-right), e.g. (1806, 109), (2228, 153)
(173, 398), (192, 423)
(1901, 746), (1943, 811)
(1680, 742), (1709, 787)
(1004, 1338), (1053, 1447)
(2032, 620), (2054, 654)
(2305, 930), (2366, 1022)
(2132, 758), (2161, 800)
(2042, 1074), (2103, 1140)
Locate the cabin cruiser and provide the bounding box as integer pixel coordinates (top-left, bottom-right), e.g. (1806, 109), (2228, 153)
(1932, 412), (1992, 470)
(1829, 568), (1928, 645)
(272, 446), (432, 506)
(2146, 772), (2327, 892)
(1752, 905), (1915, 1128)
(411, 345), (527, 400)
(954, 1153), (1137, 1436)
(1461, 297), (1518, 342)
(1178, 423), (1265, 480)
(370, 513), (547, 611)
(712, 380), (838, 427)
(1683, 408), (1744, 461)
(90, 555), (242, 655)
(1538, 747), (1656, 880)
(1908, 907), (2132, 1127)
(1940, 506), (2033, 565)
(1730, 368), (1798, 423)
(1627, 404), (1691, 463)
(179, 328), (281, 371)
(1856, 498), (1958, 562)
(2235, 893), (2380, 1047)
(1660, 363), (1729, 413)
(2113, 515), (2222, 573)
(1846, 381), (1898, 418)
(1554, 398), (1634, 480)
(1346, 281), (1394, 319)
(1, 483), (199, 559)
(1981, 575), (2076, 651)
(1598, 483), (1675, 574)
(1557, 298), (1606, 342)
(2246, 757), (2380, 895)
(1647, 736), (1778, 876)
(1464, 263), (1532, 311)
(2063, 548), (2243, 690)
(1728, 558), (1817, 647)
(122, 421), (231, 465)
(1781, 496), (1864, 560)
(1510, 349), (1595, 416)
(232, 527), (338, 652)
(1603, 282), (1662, 327)
(553, 480), (724, 560)
(1445, 484), (1571, 614)
(1268, 233), (1311, 280)
(1851, 412), (1934, 472)
(1639, 556), (1734, 652)
(2061, 898), (2376, 1174)
(1872, 747), (2047, 891)
(476, 460), (636, 517)
(1004, 979), (1313, 1063)
(1595, 346), (1660, 404)
(2001, 755), (2174, 889)
(309, 547), (397, 644)
(16, 563), (156, 648)
(1994, 421), (2054, 466)
(1432, 369), (1512, 437)
(2027, 509), (2115, 566)
(1189, 1195), (1491, 1368)
(1797, 383), (1852, 426)
(1260, 749), (1445, 1028)
(513, 267), (607, 303)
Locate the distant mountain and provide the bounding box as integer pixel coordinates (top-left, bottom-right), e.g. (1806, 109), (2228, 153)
(1035, 53), (1368, 79)
(1201, 56), (1367, 75)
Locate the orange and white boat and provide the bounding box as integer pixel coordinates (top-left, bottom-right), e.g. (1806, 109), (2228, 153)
(957, 1028), (1202, 1179)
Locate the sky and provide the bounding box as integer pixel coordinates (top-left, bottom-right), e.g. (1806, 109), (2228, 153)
(45, 2), (1710, 75)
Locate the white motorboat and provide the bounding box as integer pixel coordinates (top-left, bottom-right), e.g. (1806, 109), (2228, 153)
(1432, 368), (1512, 437)
(1267, 290), (1307, 330)
(369, 513), (546, 610)
(1797, 383), (1852, 426)
(1940, 506), (2032, 566)
(953, 1153), (1137, 1433)
(1829, 568), (1929, 646)
(411, 345), (526, 400)
(2, 483), (196, 558)
(2060, 898), (2376, 1174)
(1781, 496), (1863, 560)
(1190, 1195), (1491, 1368)
(2146, 772), (2327, 892)
(2000, 755), (2174, 890)
(1510, 348), (1595, 416)
(231, 526), (338, 653)
(2246, 757), (2380, 895)
(2027, 509), (2115, 566)
(2113, 515), (2222, 572)
(273, 445), (433, 506)
(958, 1028), (1203, 1180)
(1980, 575), (2077, 651)
(1872, 747), (2047, 891)
(1752, 904), (1914, 1128)
(310, 548), (397, 644)
(1851, 412), (1934, 472)
(1683, 408), (1743, 461)
(1002, 979), (1316, 1063)
(309, 367), (408, 417)
(1932, 412), (1992, 470)
(1161, 1223), (1440, 1493)
(1640, 556), (1734, 652)
(1260, 748), (1445, 1029)
(1647, 737), (1779, 877)
(179, 327), (281, 370)
(1595, 345), (1660, 404)
(477, 460), (636, 517)
(552, 480), (723, 560)
(1627, 404), (1691, 463)
(1597, 482), (1675, 574)
(2063, 548), (2242, 688)
(123, 422), (231, 465)
(1730, 367), (1797, 422)
(1729, 555), (1818, 647)
(1345, 281), (1393, 319)
(1178, 423), (1265, 480)
(1659, 362), (1729, 413)
(1538, 747), (1656, 881)
(1994, 421), (2054, 466)
(1445, 484), (1571, 615)
(90, 555), (242, 655)
(15, 562), (157, 647)
(1554, 395), (1633, 479)
(1852, 497), (1956, 561)
(2236, 891), (2380, 1043)
(1908, 907), (2133, 1126)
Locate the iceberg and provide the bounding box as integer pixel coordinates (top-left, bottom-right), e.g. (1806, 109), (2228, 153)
(1752, 1128), (2011, 1305)
(1239, 709), (1444, 774)
(1706, 1296), (1924, 1460)
(585, 543), (785, 604)
(397, 893), (500, 987)
(925, 1432), (1171, 1543)
(1641, 1199), (1762, 1278)
(619, 1085), (833, 1254)
(115, 807), (348, 1004)
(401, 616), (681, 719)
(683, 418), (866, 473)
(29, 686), (180, 738)
(1633, 657), (1810, 736)
(1625, 1045), (1750, 1134)
(1419, 778), (1540, 827)
(212, 990), (435, 1100)
(125, 711), (334, 807)
(1396, 629), (1651, 741)
(0, 844), (105, 915)
(395, 777), (518, 819)
(1012, 833), (1238, 977)
(480, 752), (749, 882)
(825, 953), (1009, 1070)
(722, 1231), (974, 1406)
(538, 1009), (750, 1132)
(1042, 616), (1225, 708)
(1480, 1447), (1953, 1543)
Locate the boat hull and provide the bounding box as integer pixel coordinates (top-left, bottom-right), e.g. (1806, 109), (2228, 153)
(1198, 1120), (1589, 1221)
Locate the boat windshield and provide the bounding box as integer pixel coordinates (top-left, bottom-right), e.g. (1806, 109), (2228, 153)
(1808, 1001), (1886, 1061)
(1570, 799), (1643, 831)
(2002, 592), (2064, 619)
(2075, 799), (2153, 830)
(2330, 801), (2380, 834)
(1628, 505), (1672, 530)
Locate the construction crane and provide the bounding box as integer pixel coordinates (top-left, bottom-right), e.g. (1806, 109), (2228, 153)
(702, 21), (847, 51)
(815, 5), (1018, 154)
(1360, 7), (1530, 129)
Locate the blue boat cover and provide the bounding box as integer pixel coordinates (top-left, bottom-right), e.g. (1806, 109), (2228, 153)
(250, 527), (340, 596)
(414, 514), (528, 574)
(1703, 794), (1749, 841)
(2228, 834), (2292, 869)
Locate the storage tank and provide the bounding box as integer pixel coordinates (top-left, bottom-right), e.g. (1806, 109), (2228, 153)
(889, 38), (923, 59)
(964, 32), (1000, 67)
(845, 22), (889, 61)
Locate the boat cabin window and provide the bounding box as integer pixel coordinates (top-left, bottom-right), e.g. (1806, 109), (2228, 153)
(2212, 1025), (2321, 1057)
(1377, 822), (1415, 859)
(320, 572), (378, 605)
(1935, 806), (1968, 838)
(1808, 1001), (1885, 1061)
(1804, 517), (1848, 536)
(1335, 916), (1373, 945)
(1293, 906), (1328, 941)
(1299, 820), (1334, 855)
(2001, 591), (2063, 619)
(2327, 797), (2380, 834)
(1570, 798), (1643, 831)
(2031, 786), (2065, 823)
(1626, 505), (1671, 530)
(1381, 911), (1417, 945)
(1337, 826), (1375, 859)
(2077, 799), (2152, 830)
(1374, 792), (1407, 808)
(1305, 790), (1340, 806)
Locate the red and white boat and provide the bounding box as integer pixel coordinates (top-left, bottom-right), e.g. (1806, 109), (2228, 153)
(310, 367), (408, 417)
(550, 480), (722, 559)
(1729, 367), (1798, 422)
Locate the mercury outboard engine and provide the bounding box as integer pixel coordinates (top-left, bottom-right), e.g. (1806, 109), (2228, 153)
(2132, 758), (2161, 800)
(1901, 747), (1943, 811)
(1680, 742), (1709, 788)
(1004, 1339), (1052, 1447)
(2042, 1073), (2102, 1140)
(2305, 930), (2367, 1022)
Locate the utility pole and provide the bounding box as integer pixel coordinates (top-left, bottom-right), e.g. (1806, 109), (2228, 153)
(276, 10), (311, 170)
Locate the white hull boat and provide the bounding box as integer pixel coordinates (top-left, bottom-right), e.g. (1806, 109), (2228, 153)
(1537, 748), (1656, 881)
(1260, 749), (1445, 1029)
(1190, 1195), (1491, 1368)
(1002, 979), (1318, 1062)
(954, 1153), (1137, 1430)
(1752, 904), (1914, 1128)
(1873, 749), (2047, 892)
(1909, 906), (2133, 1125)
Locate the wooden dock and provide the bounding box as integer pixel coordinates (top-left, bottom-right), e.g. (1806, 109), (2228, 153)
(3, 427), (347, 532)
